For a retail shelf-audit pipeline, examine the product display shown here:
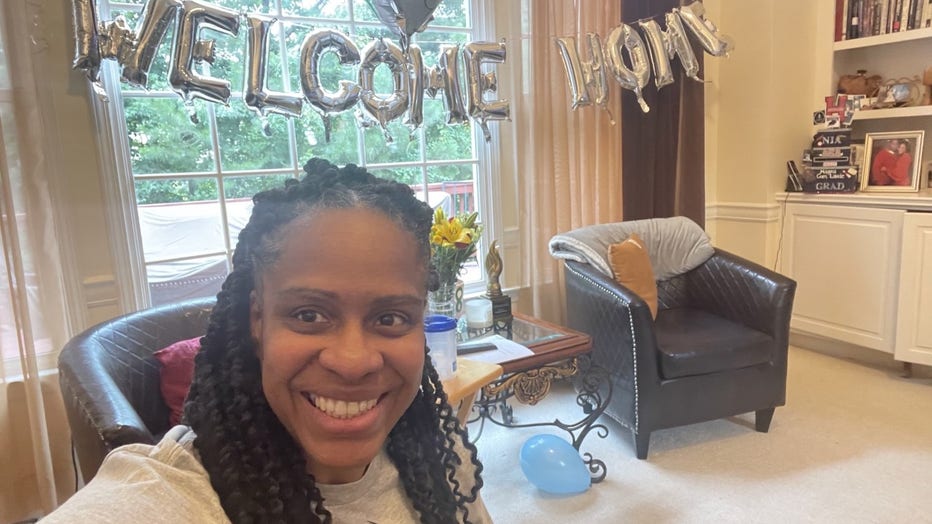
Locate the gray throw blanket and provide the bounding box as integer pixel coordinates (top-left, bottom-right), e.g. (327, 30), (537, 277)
(548, 216), (714, 281)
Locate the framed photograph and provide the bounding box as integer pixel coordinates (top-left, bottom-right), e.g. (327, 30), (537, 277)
(860, 131), (925, 192)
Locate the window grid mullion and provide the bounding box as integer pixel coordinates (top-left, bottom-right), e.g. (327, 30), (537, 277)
(275, 4), (301, 179)
(205, 102), (235, 270)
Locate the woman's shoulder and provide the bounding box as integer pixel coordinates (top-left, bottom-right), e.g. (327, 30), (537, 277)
(40, 426), (229, 523)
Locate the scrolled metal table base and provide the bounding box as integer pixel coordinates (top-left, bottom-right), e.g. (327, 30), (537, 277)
(473, 355), (612, 483)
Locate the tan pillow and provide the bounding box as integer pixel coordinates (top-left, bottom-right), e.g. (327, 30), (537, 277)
(607, 233), (658, 319)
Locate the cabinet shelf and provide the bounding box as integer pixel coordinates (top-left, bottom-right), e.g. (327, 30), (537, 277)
(834, 27), (932, 51)
(852, 106), (932, 120)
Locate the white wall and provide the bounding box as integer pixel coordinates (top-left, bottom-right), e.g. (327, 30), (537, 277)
(704, 0), (824, 268)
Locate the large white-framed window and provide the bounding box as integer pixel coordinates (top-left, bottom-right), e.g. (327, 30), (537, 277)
(95, 0), (499, 309)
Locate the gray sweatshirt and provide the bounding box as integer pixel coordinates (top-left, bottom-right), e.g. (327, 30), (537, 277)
(41, 425), (492, 523)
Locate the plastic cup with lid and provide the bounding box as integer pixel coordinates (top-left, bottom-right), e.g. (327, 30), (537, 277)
(424, 314), (458, 380)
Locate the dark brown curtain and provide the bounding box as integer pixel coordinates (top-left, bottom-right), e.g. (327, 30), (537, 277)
(621, 0), (705, 226)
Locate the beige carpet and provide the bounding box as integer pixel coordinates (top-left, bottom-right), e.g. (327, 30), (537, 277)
(472, 347), (932, 523)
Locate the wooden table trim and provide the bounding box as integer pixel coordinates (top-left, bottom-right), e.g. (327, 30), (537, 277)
(499, 313), (592, 374)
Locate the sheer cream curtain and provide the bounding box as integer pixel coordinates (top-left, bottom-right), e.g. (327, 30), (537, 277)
(1, 1), (76, 520)
(503, 0), (624, 323)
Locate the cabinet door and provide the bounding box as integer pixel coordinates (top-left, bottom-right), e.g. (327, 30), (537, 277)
(895, 212), (932, 365)
(782, 203), (904, 352)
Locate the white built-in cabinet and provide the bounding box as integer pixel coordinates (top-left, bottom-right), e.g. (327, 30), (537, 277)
(780, 192), (932, 365)
(895, 211), (932, 365)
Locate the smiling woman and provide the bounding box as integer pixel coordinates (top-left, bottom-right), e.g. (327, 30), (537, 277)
(41, 159), (491, 523)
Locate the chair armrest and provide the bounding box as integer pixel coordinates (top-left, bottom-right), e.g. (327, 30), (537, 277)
(688, 249), (797, 342)
(562, 261), (660, 385)
(58, 338), (156, 482)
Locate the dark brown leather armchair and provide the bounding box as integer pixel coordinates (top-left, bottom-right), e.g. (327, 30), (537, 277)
(551, 218), (796, 459)
(58, 297), (214, 482)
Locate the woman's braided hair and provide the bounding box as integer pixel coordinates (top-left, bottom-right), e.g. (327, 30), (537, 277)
(183, 158), (484, 523)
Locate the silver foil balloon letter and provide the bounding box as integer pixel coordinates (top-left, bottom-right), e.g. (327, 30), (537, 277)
(71, 0), (101, 80)
(638, 19), (674, 90)
(424, 44), (468, 125)
(605, 23), (651, 113)
(463, 40), (510, 141)
(122, 0), (183, 87)
(169, 0), (240, 105)
(404, 44), (425, 129)
(555, 33), (610, 109)
(665, 10), (700, 81)
(677, 2), (734, 57)
(357, 38), (410, 130)
(244, 15), (303, 118)
(300, 29), (362, 115)
(555, 37), (589, 108)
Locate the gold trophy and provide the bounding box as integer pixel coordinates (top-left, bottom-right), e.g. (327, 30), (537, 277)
(484, 240), (513, 335)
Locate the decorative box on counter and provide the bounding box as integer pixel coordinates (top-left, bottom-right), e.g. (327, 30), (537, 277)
(801, 166), (859, 193)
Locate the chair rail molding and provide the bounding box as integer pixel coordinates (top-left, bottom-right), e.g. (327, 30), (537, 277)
(706, 201), (782, 223)
(81, 274), (121, 325)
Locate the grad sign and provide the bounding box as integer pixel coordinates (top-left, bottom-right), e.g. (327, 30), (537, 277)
(70, 0), (509, 140)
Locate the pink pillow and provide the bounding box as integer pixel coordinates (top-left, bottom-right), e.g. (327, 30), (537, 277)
(153, 337), (201, 426)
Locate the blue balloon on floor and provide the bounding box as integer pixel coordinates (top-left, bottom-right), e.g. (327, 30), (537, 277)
(519, 434), (591, 494)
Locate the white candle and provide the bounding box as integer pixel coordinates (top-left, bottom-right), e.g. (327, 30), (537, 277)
(464, 298), (493, 329)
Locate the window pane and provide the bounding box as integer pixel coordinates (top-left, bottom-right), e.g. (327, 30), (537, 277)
(148, 255), (229, 306)
(428, 164), (476, 214)
(423, 98), (472, 161)
(137, 197), (226, 261)
(370, 166), (458, 220)
(282, 0), (349, 19)
(135, 177), (219, 205)
(362, 119), (420, 164)
(215, 103), (292, 171)
(208, 0), (273, 14)
(431, 0), (469, 27)
(353, 24), (397, 45)
(265, 23), (287, 92)
(295, 110), (360, 166)
(351, 0), (379, 22)
(223, 175), (291, 246)
(223, 174), (292, 199)
(125, 97), (215, 174)
(204, 26), (246, 94)
(414, 29), (469, 56)
(368, 165), (420, 186)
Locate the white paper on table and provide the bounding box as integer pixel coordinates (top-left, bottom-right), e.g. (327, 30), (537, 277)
(458, 334), (534, 365)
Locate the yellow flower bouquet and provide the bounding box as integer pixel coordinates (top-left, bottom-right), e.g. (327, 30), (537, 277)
(430, 208), (482, 288)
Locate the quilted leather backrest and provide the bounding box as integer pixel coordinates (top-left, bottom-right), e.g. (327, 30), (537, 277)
(549, 216), (715, 280)
(60, 298), (215, 435)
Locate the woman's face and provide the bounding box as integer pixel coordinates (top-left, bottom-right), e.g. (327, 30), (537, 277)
(898, 143), (907, 154)
(250, 207), (427, 484)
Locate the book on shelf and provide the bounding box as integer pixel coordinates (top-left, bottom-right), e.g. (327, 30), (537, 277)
(839, 0), (932, 38)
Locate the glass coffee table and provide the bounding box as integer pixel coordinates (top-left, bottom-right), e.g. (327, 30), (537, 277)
(460, 313), (612, 483)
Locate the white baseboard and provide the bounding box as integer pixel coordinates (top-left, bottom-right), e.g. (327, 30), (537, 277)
(791, 331), (932, 378)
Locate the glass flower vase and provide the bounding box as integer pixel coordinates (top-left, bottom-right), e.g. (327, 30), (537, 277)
(428, 281), (463, 318)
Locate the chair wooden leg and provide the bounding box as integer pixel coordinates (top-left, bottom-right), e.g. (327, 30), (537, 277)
(634, 431), (650, 459)
(755, 408), (775, 432)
